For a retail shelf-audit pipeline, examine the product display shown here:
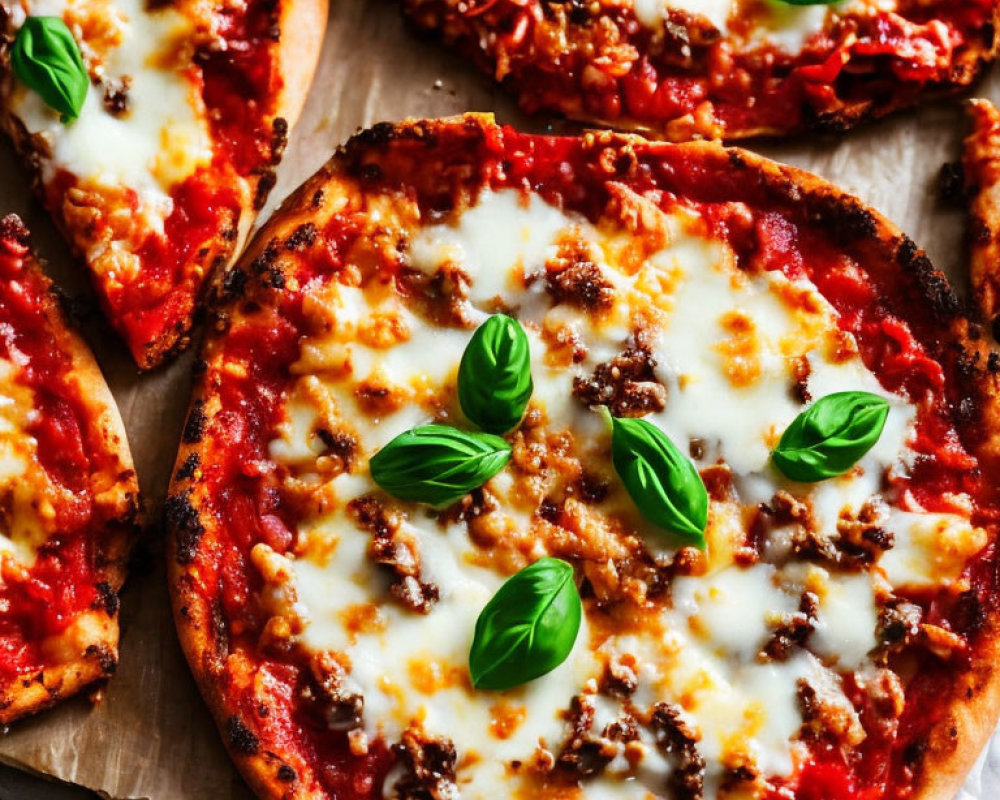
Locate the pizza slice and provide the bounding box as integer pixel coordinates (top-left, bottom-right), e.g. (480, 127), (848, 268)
(0, 214), (139, 724)
(962, 98), (1000, 330)
(0, 0), (327, 369)
(168, 114), (1000, 800)
(401, 0), (999, 140)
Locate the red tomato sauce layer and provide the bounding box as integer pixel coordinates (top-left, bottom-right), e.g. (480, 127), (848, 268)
(189, 123), (1000, 798)
(0, 227), (119, 683)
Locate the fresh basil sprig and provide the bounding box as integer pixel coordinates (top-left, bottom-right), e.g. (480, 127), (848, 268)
(610, 415), (707, 548)
(370, 424), (510, 507)
(772, 391), (889, 483)
(11, 17), (88, 122)
(458, 314), (533, 434)
(469, 557), (582, 690)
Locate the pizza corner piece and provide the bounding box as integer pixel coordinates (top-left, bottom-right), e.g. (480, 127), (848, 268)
(401, 0), (1000, 141)
(165, 113), (1000, 800)
(0, 0), (327, 370)
(0, 212), (140, 725)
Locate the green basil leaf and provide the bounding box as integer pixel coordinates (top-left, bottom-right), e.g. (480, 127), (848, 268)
(458, 314), (533, 434)
(774, 0), (839, 5)
(772, 391), (890, 483)
(610, 415), (707, 548)
(11, 17), (88, 122)
(370, 424), (511, 507)
(469, 557), (582, 690)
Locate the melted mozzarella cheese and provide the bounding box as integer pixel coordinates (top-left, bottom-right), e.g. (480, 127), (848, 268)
(264, 186), (978, 797)
(807, 570), (879, 670)
(634, 0), (887, 55)
(0, 358), (47, 565)
(6, 0), (213, 235)
(879, 510), (988, 590)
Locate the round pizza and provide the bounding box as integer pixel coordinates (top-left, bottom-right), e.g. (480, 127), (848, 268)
(400, 0), (999, 140)
(0, 0), (327, 368)
(0, 213), (139, 724)
(168, 114), (1000, 800)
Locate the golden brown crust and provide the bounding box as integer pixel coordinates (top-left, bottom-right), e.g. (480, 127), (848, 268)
(0, 216), (140, 725)
(169, 114), (1000, 799)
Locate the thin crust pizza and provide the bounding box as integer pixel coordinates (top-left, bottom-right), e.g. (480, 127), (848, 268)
(0, 213), (139, 724)
(0, 0), (327, 369)
(401, 0), (1000, 141)
(169, 114), (1000, 800)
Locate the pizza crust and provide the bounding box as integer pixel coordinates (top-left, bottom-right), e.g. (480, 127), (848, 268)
(169, 114), (1000, 799)
(0, 215), (140, 725)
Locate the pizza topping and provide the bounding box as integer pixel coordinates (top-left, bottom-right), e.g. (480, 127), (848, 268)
(389, 725), (460, 800)
(629, 0), (873, 54)
(571, 336), (667, 418)
(350, 495), (441, 615)
(457, 314), (533, 434)
(10, 16), (87, 122)
(771, 391), (891, 482)
(370, 425), (513, 508)
(0, 358), (50, 565)
(609, 414), (708, 547)
(468, 557), (583, 690)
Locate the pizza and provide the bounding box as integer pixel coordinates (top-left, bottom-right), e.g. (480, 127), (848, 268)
(0, 213), (139, 724)
(400, 0), (1000, 141)
(961, 98), (1000, 337)
(0, 0), (327, 369)
(168, 113), (1000, 800)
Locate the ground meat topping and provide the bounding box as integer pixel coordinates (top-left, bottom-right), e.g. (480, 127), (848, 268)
(556, 695), (619, 778)
(762, 591), (818, 662)
(545, 236), (615, 313)
(301, 650), (364, 732)
(650, 703), (705, 800)
(391, 726), (460, 800)
(572, 336), (667, 417)
(349, 496), (440, 613)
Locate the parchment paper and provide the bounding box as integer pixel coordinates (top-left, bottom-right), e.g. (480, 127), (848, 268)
(0, 0), (997, 796)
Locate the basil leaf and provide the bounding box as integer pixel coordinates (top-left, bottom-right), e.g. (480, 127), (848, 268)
(458, 314), (533, 434)
(11, 17), (88, 122)
(774, 0), (839, 5)
(772, 391), (889, 483)
(469, 557), (582, 690)
(370, 424), (511, 507)
(610, 415), (707, 548)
